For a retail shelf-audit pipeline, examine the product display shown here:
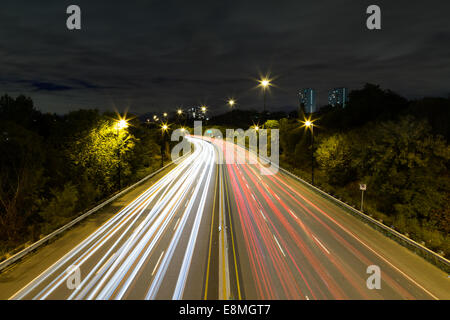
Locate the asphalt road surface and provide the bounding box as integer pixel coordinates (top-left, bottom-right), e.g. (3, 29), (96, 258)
(3, 136), (450, 300)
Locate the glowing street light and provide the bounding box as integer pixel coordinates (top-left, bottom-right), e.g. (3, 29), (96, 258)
(228, 98), (236, 124)
(258, 77), (272, 113)
(201, 105), (207, 113)
(160, 123), (169, 167)
(115, 117), (129, 189)
(163, 112), (168, 117)
(116, 119), (128, 130)
(259, 78), (270, 88)
(177, 109), (183, 115)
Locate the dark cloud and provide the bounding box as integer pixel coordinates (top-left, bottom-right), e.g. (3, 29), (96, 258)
(0, 0), (449, 114)
(29, 81), (73, 92)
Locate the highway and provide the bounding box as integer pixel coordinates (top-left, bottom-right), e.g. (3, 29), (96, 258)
(6, 136), (450, 300)
(210, 138), (449, 299)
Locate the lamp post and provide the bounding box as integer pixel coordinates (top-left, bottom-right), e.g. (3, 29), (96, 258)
(115, 118), (128, 189)
(303, 119), (315, 185)
(161, 123), (169, 168)
(228, 99), (235, 124)
(201, 105), (207, 125)
(176, 108), (183, 125)
(258, 78), (271, 114)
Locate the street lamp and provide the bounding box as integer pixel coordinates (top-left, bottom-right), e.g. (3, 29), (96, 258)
(228, 98), (236, 124)
(201, 105), (207, 113)
(258, 77), (271, 113)
(177, 109), (183, 116)
(301, 117), (316, 185)
(161, 123), (169, 168)
(115, 117), (129, 189)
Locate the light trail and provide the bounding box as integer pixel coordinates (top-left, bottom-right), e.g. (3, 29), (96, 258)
(9, 134), (447, 300)
(11, 137), (217, 300)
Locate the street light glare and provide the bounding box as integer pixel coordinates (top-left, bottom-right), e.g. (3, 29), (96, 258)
(177, 109), (183, 115)
(201, 106), (207, 113)
(259, 78), (271, 88)
(305, 120), (312, 127)
(228, 99), (235, 106)
(162, 124), (168, 131)
(117, 119), (128, 130)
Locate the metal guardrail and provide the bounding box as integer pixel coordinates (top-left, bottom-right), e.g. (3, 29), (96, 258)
(239, 142), (450, 273)
(0, 160), (178, 273)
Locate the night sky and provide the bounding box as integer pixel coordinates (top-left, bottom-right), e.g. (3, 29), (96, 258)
(1, 0), (450, 115)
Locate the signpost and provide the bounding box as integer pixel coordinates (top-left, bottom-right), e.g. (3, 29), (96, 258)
(360, 184), (367, 212)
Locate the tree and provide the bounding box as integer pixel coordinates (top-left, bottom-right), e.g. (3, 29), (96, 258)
(315, 134), (355, 186)
(264, 120), (280, 129)
(0, 122), (45, 242)
(356, 117), (449, 229)
(69, 119), (135, 196)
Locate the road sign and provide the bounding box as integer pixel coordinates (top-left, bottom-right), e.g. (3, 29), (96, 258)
(360, 184), (367, 191)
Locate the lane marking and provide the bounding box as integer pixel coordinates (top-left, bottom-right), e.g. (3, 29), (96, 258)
(224, 168), (242, 300)
(273, 235), (286, 257)
(173, 218), (180, 231)
(96, 252), (117, 275)
(313, 235), (330, 254)
(204, 159), (219, 299)
(151, 251), (165, 276)
(259, 210), (267, 221)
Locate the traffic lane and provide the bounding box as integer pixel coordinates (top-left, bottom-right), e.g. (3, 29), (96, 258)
(202, 164), (220, 300)
(253, 162), (445, 299)
(147, 139), (216, 299)
(222, 164), (244, 300)
(157, 161), (218, 299)
(225, 162), (307, 299)
(236, 162), (338, 299)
